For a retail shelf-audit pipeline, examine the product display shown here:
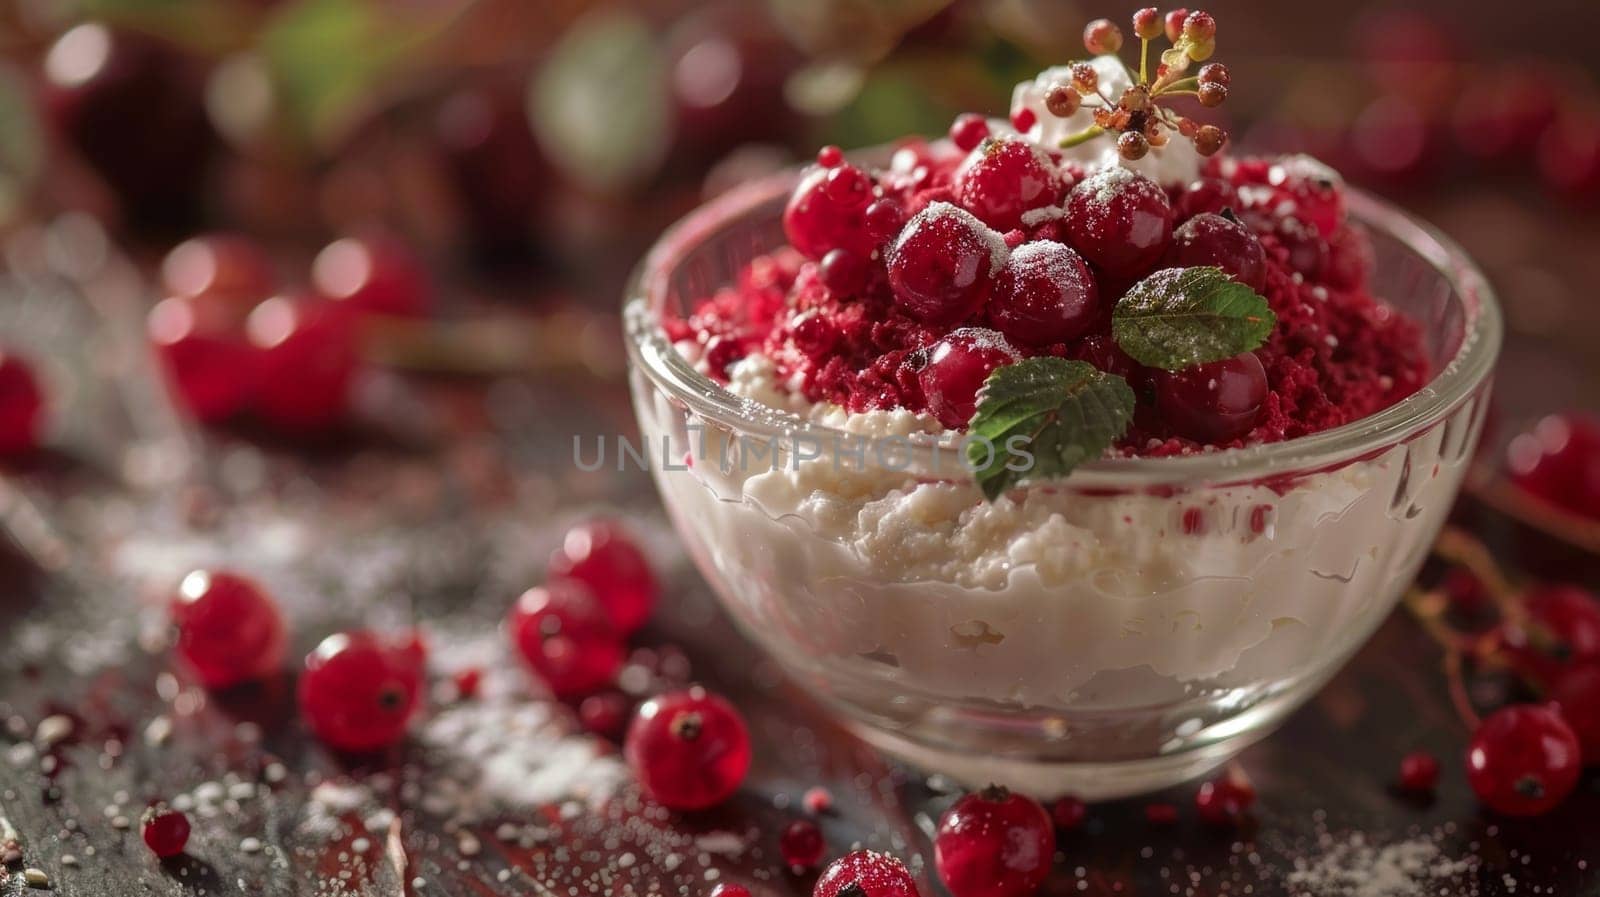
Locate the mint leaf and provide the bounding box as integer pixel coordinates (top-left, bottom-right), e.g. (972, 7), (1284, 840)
(1111, 266), (1276, 371)
(966, 358), (1136, 502)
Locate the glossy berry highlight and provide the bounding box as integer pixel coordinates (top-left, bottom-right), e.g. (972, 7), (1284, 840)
(141, 804), (190, 858)
(625, 686), (750, 811)
(813, 850), (920, 897)
(916, 329), (1019, 429)
(298, 631), (424, 753)
(1466, 704), (1581, 816)
(887, 204), (1000, 325)
(934, 785), (1055, 897)
(170, 570), (286, 690)
(548, 519), (659, 633)
(508, 580), (625, 698)
(779, 818), (826, 870)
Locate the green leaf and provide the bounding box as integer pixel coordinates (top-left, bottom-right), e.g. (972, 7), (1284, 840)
(1111, 266), (1276, 371)
(965, 357), (1136, 502)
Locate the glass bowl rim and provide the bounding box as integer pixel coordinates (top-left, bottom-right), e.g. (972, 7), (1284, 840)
(623, 165), (1501, 488)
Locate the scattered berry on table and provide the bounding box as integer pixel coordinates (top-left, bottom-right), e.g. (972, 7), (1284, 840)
(548, 519), (659, 634)
(141, 803), (190, 858)
(779, 817), (826, 871)
(299, 630), (424, 753)
(813, 850), (921, 897)
(934, 785), (1055, 897)
(1398, 750), (1441, 792)
(170, 570), (286, 690)
(624, 686), (750, 811)
(1051, 795), (1087, 831)
(245, 294), (359, 433)
(1194, 768), (1256, 825)
(1465, 704), (1581, 816)
(508, 580), (625, 698)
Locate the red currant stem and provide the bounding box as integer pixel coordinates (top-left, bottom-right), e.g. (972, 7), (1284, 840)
(1403, 588), (1483, 655)
(1160, 89), (1200, 98)
(1139, 39), (1151, 84)
(1443, 649), (1482, 730)
(1059, 125), (1106, 148)
(1432, 527), (1523, 622)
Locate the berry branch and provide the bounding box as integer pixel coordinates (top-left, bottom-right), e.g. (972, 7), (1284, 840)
(1050, 8), (1231, 161)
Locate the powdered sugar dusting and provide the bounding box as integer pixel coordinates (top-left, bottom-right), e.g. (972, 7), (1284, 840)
(1286, 831), (1481, 897)
(897, 201), (1010, 276)
(1004, 240), (1095, 299)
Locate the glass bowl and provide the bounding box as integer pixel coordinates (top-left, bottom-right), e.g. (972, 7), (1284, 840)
(622, 168), (1501, 798)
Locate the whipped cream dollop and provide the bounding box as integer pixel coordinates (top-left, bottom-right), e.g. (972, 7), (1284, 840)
(1009, 56), (1201, 187)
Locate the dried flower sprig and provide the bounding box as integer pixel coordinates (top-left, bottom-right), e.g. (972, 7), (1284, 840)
(1048, 8), (1230, 160)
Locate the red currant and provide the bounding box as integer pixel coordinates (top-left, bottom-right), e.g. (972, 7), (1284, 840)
(711, 885), (753, 897)
(1183, 10), (1216, 41)
(779, 817), (826, 870)
(548, 519), (659, 634)
(813, 850), (920, 897)
(298, 630), (424, 753)
(578, 690), (631, 741)
(887, 203), (1001, 325)
(148, 296), (261, 424)
(1166, 212), (1267, 291)
(955, 139), (1063, 232)
(161, 233), (276, 308)
(1154, 353), (1268, 444)
(1398, 750), (1440, 792)
(0, 352), (45, 457)
(1529, 585), (1600, 661)
(784, 167), (876, 261)
(824, 165), (873, 208)
(949, 113), (990, 152)
(624, 686), (751, 811)
(916, 328), (1020, 429)
(508, 580), (624, 698)
(988, 241), (1099, 347)
(1548, 664), (1600, 764)
(1194, 769), (1256, 825)
(934, 785), (1054, 897)
(817, 145), (844, 168)
(140, 803), (190, 858)
(1506, 414), (1600, 521)
(1064, 168), (1173, 280)
(170, 570), (285, 690)
(452, 667), (482, 699)
(819, 248), (870, 295)
(1069, 334), (1146, 386)
(864, 198), (908, 243)
(312, 235), (432, 319)
(1010, 107), (1037, 134)
(1466, 705), (1581, 816)
(1051, 796), (1086, 831)
(245, 295), (358, 433)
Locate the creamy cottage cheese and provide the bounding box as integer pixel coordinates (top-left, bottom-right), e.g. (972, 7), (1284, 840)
(649, 352), (1465, 709)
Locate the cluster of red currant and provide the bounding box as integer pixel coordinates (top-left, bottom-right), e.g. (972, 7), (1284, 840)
(148, 232), (432, 433)
(1405, 529), (1600, 816)
(1040, 8), (1231, 161)
(157, 517), (756, 860)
